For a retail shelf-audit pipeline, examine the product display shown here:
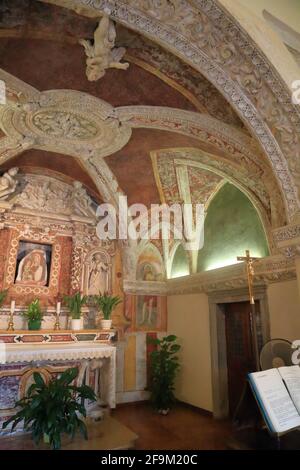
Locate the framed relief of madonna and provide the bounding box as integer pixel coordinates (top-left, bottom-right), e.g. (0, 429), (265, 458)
(14, 241), (52, 287)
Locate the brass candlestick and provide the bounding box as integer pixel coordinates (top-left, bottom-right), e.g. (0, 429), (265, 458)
(7, 300), (15, 331)
(53, 302), (61, 330)
(7, 313), (15, 331)
(53, 313), (60, 331)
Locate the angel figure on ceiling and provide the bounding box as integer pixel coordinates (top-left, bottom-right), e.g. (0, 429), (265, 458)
(79, 14), (129, 81)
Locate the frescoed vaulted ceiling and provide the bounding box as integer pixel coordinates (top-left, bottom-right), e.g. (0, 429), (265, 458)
(1, 0), (299, 275)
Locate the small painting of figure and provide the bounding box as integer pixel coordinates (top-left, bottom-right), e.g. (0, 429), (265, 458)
(142, 264), (156, 281)
(136, 243), (165, 281)
(136, 295), (158, 328)
(15, 241), (52, 286)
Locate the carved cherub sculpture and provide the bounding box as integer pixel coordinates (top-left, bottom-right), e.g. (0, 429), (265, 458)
(0, 167), (19, 200)
(79, 14), (129, 81)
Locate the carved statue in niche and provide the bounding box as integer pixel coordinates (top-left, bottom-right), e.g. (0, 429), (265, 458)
(15, 250), (48, 286)
(79, 14), (129, 81)
(0, 167), (19, 200)
(88, 253), (109, 295)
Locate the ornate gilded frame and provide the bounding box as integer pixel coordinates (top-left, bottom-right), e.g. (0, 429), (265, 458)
(3, 229), (62, 297)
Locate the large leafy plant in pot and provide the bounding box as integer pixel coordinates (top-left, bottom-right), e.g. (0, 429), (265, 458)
(94, 292), (122, 330)
(23, 299), (43, 330)
(2, 367), (96, 450)
(64, 292), (88, 330)
(148, 335), (181, 414)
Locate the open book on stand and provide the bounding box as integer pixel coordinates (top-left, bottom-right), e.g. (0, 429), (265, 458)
(249, 365), (300, 435)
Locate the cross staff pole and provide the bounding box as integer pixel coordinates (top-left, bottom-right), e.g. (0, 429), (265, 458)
(237, 250), (260, 371)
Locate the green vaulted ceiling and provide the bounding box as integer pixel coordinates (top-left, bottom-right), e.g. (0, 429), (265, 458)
(171, 183), (269, 278)
(197, 183), (269, 271)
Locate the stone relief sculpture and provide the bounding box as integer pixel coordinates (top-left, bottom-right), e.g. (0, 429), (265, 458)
(16, 177), (71, 213)
(12, 174), (96, 218)
(0, 167), (19, 200)
(32, 111), (99, 140)
(0, 137), (34, 166)
(79, 14), (129, 81)
(72, 181), (96, 218)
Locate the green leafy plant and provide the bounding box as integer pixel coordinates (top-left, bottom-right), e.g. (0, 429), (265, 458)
(0, 289), (7, 307)
(93, 292), (122, 320)
(64, 292), (88, 319)
(23, 299), (43, 330)
(2, 367), (96, 450)
(148, 335), (181, 413)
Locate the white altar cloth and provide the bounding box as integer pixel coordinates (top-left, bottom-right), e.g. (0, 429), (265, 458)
(1, 343), (116, 408)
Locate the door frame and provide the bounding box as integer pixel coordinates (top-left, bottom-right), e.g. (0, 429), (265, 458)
(208, 286), (270, 419)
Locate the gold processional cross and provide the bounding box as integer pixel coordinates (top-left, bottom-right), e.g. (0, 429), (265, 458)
(237, 250), (260, 371)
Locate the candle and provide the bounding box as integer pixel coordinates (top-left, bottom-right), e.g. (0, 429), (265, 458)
(10, 300), (15, 314)
(56, 301), (61, 315)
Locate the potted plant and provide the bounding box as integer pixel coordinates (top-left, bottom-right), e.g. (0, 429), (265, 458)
(94, 292), (122, 330)
(23, 299), (43, 330)
(2, 367), (96, 450)
(148, 334), (181, 415)
(64, 292), (88, 330)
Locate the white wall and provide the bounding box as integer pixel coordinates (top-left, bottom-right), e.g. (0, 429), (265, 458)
(167, 293), (213, 411)
(167, 279), (300, 414)
(267, 279), (300, 341)
(238, 0), (300, 34)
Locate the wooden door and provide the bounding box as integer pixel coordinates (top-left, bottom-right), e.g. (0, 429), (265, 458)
(225, 301), (259, 417)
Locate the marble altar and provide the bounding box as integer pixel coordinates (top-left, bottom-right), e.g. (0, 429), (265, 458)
(0, 334), (116, 431)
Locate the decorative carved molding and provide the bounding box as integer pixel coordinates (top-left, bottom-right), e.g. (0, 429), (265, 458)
(123, 280), (167, 296)
(3, 228), (61, 297)
(166, 255), (296, 295)
(32, 110), (99, 140)
(0, 68), (39, 105)
(0, 173), (117, 302)
(6, 173), (97, 219)
(0, 167), (19, 200)
(121, 31), (244, 128)
(273, 223), (300, 244)
(273, 222), (300, 258)
(150, 147), (281, 252)
(0, 71), (289, 231)
(0, 135), (34, 166)
(122, 254), (296, 296)
(0, 89), (132, 159)
(117, 105), (258, 154)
